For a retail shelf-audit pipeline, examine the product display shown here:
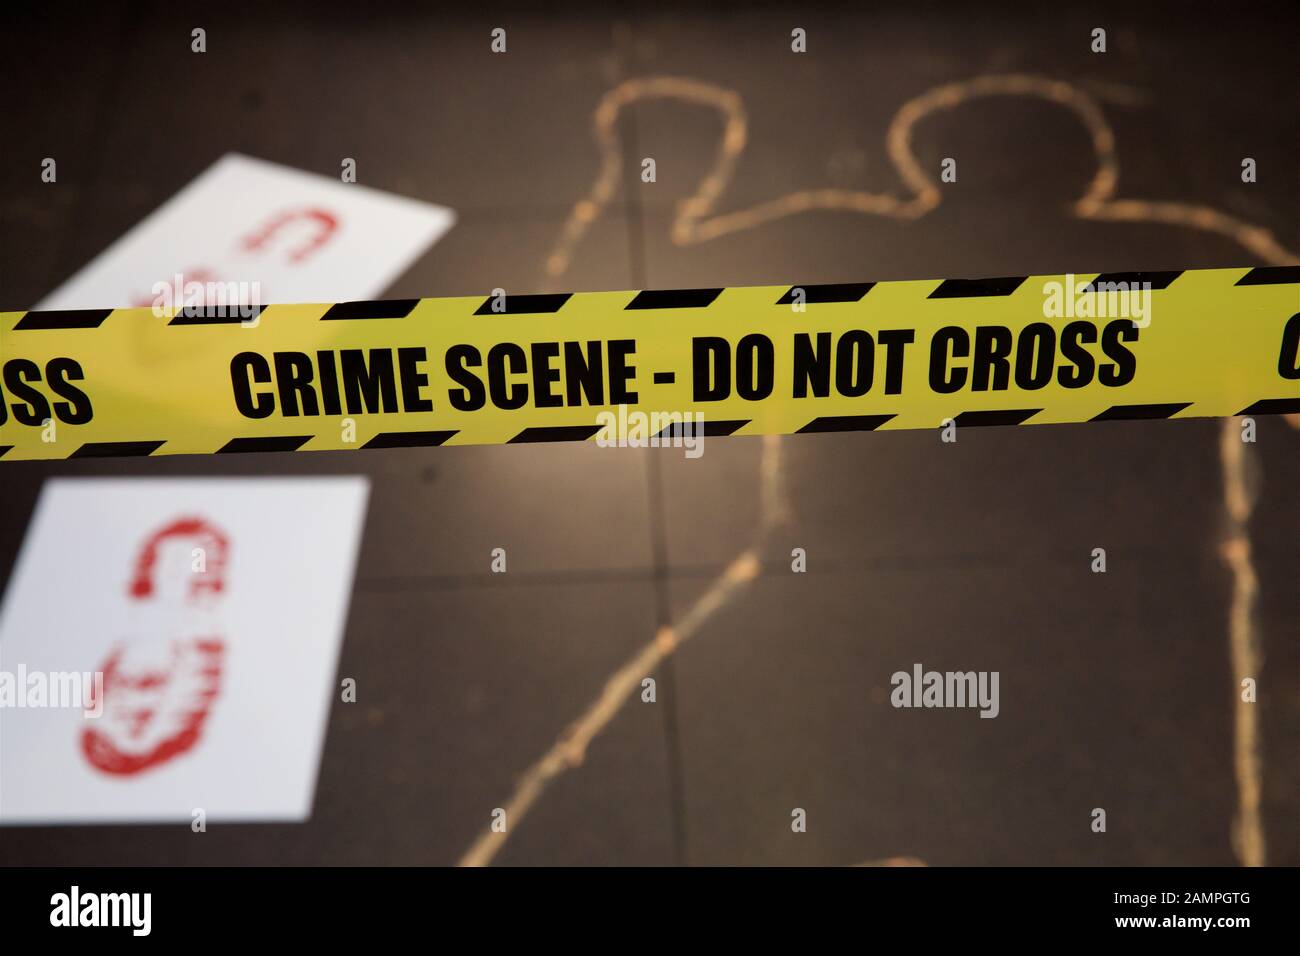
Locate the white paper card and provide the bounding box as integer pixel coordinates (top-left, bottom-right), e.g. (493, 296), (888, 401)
(35, 153), (455, 310)
(0, 477), (369, 824)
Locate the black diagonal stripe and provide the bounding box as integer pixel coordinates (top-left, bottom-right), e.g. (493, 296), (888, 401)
(508, 424), (604, 443)
(1090, 402), (1191, 422)
(1236, 398), (1300, 416)
(14, 309), (113, 330)
(797, 414), (896, 434)
(953, 409), (1041, 427)
(473, 293), (571, 315)
(653, 419), (748, 439)
(321, 299), (419, 321)
(1235, 266), (1300, 286)
(928, 276), (1026, 298)
(1079, 271), (1182, 293)
(169, 304), (267, 325)
(707, 419), (749, 437)
(217, 435), (312, 453)
(70, 440), (166, 458)
(775, 283), (875, 305)
(0, 446), (11, 458)
(363, 430), (457, 449)
(625, 288), (723, 310)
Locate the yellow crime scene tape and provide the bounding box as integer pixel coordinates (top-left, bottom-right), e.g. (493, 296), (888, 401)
(0, 266), (1296, 460)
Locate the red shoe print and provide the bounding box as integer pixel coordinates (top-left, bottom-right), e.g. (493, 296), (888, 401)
(82, 518), (230, 776)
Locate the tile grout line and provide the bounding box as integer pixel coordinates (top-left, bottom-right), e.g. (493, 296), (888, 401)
(616, 19), (690, 869)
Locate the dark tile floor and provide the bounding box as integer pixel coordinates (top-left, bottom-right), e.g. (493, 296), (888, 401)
(0, 2), (1296, 865)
